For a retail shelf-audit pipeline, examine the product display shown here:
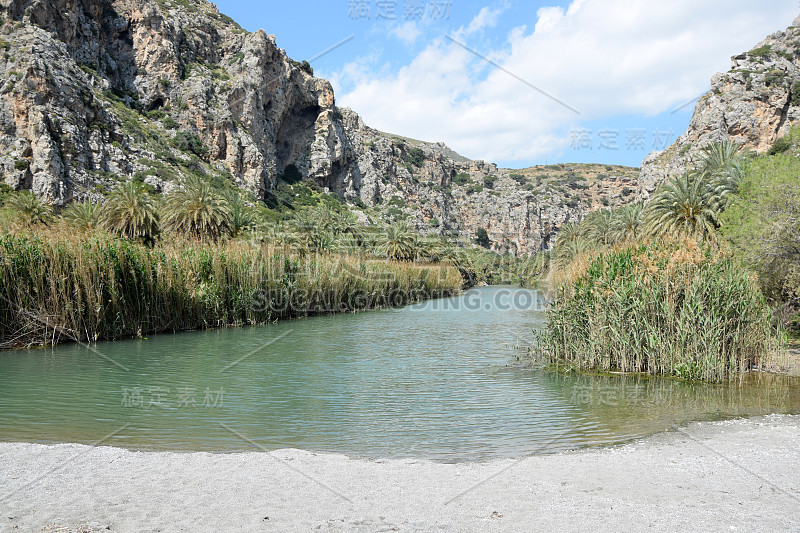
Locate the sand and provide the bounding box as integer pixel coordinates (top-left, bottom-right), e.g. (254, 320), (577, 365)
(1, 415), (799, 532)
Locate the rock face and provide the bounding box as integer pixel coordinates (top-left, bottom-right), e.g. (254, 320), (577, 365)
(639, 17), (800, 194)
(0, 0), (636, 254)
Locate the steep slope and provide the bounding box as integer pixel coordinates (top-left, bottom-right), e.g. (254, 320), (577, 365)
(639, 15), (800, 193)
(338, 110), (638, 254)
(0, 0), (352, 202)
(0, 0), (636, 254)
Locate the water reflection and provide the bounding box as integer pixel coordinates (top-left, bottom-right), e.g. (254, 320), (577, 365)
(0, 287), (797, 461)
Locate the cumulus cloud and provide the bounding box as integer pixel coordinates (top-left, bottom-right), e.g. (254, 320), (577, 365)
(390, 21), (423, 45)
(332, 0), (798, 165)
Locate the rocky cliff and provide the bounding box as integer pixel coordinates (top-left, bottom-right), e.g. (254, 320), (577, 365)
(639, 16), (800, 194)
(0, 0), (636, 254)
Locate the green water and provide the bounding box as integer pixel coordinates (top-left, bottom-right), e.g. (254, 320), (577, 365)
(0, 286), (798, 461)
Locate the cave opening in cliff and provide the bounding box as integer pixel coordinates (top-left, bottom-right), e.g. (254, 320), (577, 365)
(276, 104), (321, 176)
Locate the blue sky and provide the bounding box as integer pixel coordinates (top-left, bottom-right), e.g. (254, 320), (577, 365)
(215, 1), (798, 169)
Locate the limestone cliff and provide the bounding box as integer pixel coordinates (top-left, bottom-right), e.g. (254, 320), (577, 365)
(639, 16), (800, 194)
(0, 0), (636, 254)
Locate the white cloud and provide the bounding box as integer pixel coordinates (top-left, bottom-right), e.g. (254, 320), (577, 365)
(390, 21), (423, 45)
(333, 0), (799, 165)
(462, 5), (505, 36)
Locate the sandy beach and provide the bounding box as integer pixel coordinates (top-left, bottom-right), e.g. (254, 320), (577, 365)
(1, 415), (798, 532)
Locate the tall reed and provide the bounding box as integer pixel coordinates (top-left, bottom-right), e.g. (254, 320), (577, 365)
(539, 239), (782, 382)
(0, 230), (462, 348)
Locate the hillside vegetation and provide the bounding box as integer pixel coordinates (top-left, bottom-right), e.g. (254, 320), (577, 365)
(538, 130), (800, 381)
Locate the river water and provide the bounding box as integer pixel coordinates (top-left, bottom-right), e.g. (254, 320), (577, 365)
(0, 286), (797, 461)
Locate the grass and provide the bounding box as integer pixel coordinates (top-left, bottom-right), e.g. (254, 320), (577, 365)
(0, 229), (462, 349)
(538, 239), (783, 382)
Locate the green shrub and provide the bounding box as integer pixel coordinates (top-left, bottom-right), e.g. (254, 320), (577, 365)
(768, 136), (791, 155)
(748, 45), (773, 58)
(172, 131), (208, 158)
(476, 227), (490, 248)
(539, 241), (781, 381)
(402, 147), (425, 168)
(13, 159), (29, 171)
(791, 82), (800, 106)
(764, 69), (787, 87)
(720, 141), (800, 314)
(162, 116), (179, 129)
(452, 172), (472, 186)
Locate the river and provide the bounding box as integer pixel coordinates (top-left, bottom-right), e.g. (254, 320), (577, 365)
(0, 286), (798, 461)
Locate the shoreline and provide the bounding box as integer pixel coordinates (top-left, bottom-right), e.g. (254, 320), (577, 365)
(2, 415), (798, 532)
(0, 287), (465, 352)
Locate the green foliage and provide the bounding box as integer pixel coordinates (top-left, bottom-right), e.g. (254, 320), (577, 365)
(610, 201), (644, 242)
(289, 59), (313, 75)
(402, 147), (426, 168)
(539, 241), (781, 381)
(224, 191), (257, 237)
(0, 233), (462, 347)
(162, 178), (232, 240)
(791, 82), (800, 106)
(720, 142), (800, 321)
(764, 69), (787, 87)
(452, 172), (472, 186)
(102, 182), (160, 244)
(483, 176), (498, 189)
(475, 227), (490, 248)
(63, 202), (101, 231)
(5, 191), (53, 226)
(172, 131), (209, 158)
(0, 183), (11, 206)
(644, 172), (719, 241)
(510, 173), (526, 185)
(378, 222), (417, 261)
(768, 136), (791, 155)
(13, 159), (29, 171)
(748, 44), (773, 58)
(387, 195), (405, 208)
(162, 116), (179, 130)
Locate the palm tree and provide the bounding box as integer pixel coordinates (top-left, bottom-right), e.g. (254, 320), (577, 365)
(610, 201), (644, 242)
(331, 210), (363, 243)
(63, 201), (101, 231)
(697, 140), (743, 178)
(102, 182), (160, 243)
(378, 222), (416, 261)
(556, 237), (590, 269)
(415, 236), (446, 263)
(162, 179), (231, 240)
(333, 233), (361, 255)
(644, 172), (718, 240)
(6, 191), (53, 226)
(698, 140), (745, 211)
(223, 191), (256, 237)
(583, 209), (614, 246)
(555, 221), (583, 249)
(308, 230), (336, 253)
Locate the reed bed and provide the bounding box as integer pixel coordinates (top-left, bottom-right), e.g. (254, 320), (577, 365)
(539, 239), (783, 382)
(0, 230), (462, 348)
